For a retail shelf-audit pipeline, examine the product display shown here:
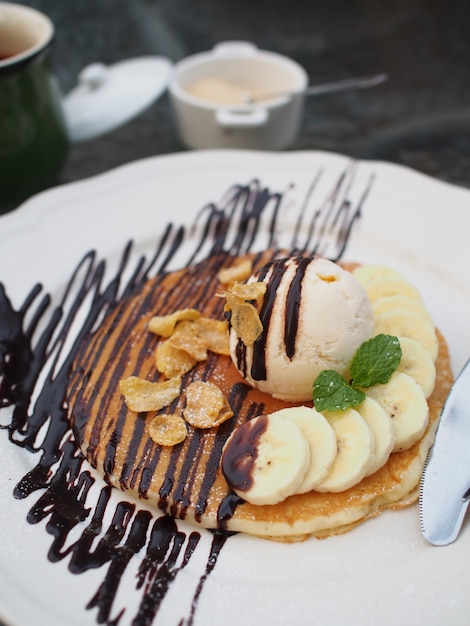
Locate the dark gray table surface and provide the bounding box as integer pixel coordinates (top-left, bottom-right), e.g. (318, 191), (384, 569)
(13, 0), (470, 205)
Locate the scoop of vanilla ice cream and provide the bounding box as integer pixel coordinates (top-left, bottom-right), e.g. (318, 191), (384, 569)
(229, 256), (375, 402)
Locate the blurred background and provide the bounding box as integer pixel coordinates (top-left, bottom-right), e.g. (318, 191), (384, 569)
(18, 0), (470, 190)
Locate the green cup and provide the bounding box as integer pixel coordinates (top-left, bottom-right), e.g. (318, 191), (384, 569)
(0, 2), (68, 213)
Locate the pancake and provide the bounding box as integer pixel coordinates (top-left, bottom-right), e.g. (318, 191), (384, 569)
(66, 249), (453, 541)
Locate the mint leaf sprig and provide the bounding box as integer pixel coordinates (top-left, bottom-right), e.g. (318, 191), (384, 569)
(313, 370), (366, 412)
(313, 334), (402, 413)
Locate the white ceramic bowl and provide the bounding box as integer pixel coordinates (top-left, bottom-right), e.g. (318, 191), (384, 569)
(168, 41), (308, 150)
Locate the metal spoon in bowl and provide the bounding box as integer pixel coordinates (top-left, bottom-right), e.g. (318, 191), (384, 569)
(244, 72), (388, 104)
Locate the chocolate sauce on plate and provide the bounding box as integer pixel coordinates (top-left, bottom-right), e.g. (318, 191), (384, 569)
(0, 166), (373, 625)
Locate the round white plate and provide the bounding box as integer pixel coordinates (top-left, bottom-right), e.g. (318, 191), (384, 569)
(0, 150), (469, 626)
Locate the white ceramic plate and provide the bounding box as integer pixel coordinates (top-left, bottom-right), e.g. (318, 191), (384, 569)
(0, 150), (469, 626)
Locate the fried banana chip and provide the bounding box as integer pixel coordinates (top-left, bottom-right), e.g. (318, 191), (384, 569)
(155, 339), (197, 378)
(229, 281), (267, 303)
(148, 308), (201, 337)
(149, 413), (187, 446)
(119, 376), (181, 412)
(168, 320), (209, 361)
(224, 294), (263, 347)
(192, 317), (230, 355)
(217, 259), (253, 286)
(223, 281), (267, 346)
(183, 381), (233, 429)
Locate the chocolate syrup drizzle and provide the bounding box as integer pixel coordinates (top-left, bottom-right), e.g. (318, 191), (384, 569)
(0, 164), (374, 626)
(238, 256), (326, 382)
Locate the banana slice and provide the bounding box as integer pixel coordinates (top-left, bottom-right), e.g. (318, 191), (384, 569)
(271, 406), (337, 493)
(365, 278), (423, 304)
(372, 294), (433, 322)
(374, 309), (438, 361)
(396, 336), (436, 398)
(221, 413), (310, 506)
(314, 409), (374, 493)
(356, 397), (395, 476)
(353, 265), (405, 287)
(365, 371), (429, 453)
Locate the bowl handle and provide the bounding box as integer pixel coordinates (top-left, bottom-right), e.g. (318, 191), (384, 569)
(216, 108), (268, 128)
(212, 41), (258, 57)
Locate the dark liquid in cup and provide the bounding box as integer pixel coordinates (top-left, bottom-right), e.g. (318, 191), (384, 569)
(0, 52), (16, 61)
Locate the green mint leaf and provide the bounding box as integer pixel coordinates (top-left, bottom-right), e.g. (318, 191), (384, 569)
(313, 370), (366, 412)
(350, 334), (402, 388)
